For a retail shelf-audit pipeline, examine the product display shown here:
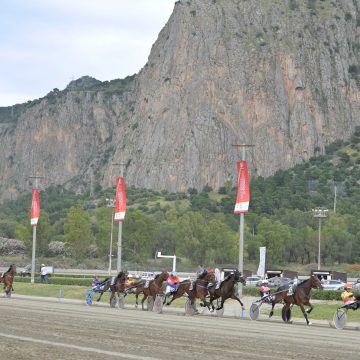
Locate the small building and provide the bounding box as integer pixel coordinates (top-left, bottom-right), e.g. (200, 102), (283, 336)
(265, 269), (298, 280)
(311, 270), (347, 282)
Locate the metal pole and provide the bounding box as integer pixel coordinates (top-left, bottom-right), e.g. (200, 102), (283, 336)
(31, 226), (37, 284)
(312, 208), (327, 270)
(232, 143), (254, 297)
(117, 221), (122, 272)
(173, 256), (176, 272)
(108, 212), (114, 276)
(318, 218), (321, 270)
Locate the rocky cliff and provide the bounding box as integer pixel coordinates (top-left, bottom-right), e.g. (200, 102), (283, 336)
(1, 0), (359, 200)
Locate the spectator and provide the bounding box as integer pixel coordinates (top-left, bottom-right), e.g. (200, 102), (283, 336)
(40, 264), (47, 283)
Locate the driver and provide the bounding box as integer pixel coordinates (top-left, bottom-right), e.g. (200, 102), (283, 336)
(165, 272), (180, 295)
(259, 280), (271, 299)
(341, 283), (356, 305)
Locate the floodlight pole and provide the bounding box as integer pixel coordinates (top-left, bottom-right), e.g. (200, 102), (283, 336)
(157, 252), (176, 272)
(232, 144), (254, 296)
(312, 208), (328, 270)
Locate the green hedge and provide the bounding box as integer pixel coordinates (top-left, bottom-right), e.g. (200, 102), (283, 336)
(15, 276), (92, 286)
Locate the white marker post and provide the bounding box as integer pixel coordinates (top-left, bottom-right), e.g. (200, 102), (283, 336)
(156, 252), (176, 272)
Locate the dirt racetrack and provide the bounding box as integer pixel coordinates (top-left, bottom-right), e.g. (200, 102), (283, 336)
(0, 296), (359, 360)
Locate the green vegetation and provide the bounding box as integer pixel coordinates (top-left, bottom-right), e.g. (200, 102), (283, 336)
(1, 128), (360, 272)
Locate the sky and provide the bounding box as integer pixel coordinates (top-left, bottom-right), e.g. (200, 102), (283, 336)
(0, 0), (175, 107)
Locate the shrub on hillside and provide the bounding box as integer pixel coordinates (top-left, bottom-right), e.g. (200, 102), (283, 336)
(0, 237), (26, 256)
(48, 241), (67, 256)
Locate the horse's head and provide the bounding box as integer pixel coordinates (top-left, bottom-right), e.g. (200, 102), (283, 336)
(10, 264), (16, 274)
(204, 271), (216, 283)
(157, 271), (169, 283)
(234, 270), (246, 285)
(310, 275), (323, 290)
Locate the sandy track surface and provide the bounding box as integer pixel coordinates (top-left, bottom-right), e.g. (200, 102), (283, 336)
(0, 297), (359, 360)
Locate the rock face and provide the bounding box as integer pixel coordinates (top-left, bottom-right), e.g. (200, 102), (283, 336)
(0, 0), (359, 200)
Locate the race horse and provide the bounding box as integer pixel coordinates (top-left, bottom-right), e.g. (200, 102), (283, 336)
(109, 270), (128, 306)
(134, 271), (169, 310)
(94, 271), (128, 305)
(208, 270), (246, 311)
(0, 264), (17, 297)
(165, 271), (215, 311)
(269, 275), (323, 325)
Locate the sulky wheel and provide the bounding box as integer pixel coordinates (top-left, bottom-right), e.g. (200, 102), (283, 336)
(185, 298), (197, 316)
(153, 294), (163, 314)
(333, 309), (347, 330)
(147, 296), (154, 311)
(249, 303), (260, 321)
(118, 293), (125, 309)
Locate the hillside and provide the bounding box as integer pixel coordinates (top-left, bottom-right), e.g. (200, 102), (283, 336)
(0, 0), (359, 202)
(0, 130), (359, 269)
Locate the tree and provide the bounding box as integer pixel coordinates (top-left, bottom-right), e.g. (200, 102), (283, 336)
(122, 210), (158, 262)
(64, 206), (92, 260)
(36, 211), (54, 256)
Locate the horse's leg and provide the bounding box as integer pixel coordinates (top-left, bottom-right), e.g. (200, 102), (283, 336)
(306, 302), (314, 314)
(269, 302), (276, 318)
(230, 294), (244, 309)
(141, 293), (148, 311)
(299, 303), (310, 325)
(166, 292), (178, 306)
(96, 291), (103, 302)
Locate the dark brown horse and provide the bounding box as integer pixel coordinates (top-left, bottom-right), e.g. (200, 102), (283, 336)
(269, 275), (323, 325)
(109, 270), (128, 306)
(0, 264), (17, 297)
(208, 270), (246, 311)
(165, 271), (215, 311)
(134, 271), (169, 310)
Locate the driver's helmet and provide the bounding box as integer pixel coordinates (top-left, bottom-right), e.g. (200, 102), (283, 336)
(262, 280), (268, 285)
(170, 272), (177, 277)
(344, 283), (352, 290)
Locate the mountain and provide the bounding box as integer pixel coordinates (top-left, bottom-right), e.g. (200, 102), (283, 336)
(0, 0), (359, 201)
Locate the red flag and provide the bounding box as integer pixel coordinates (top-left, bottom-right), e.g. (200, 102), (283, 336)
(234, 160), (250, 214)
(30, 189), (40, 226)
(114, 176), (126, 222)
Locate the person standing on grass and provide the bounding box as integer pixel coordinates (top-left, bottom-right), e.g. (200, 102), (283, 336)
(40, 264), (47, 283)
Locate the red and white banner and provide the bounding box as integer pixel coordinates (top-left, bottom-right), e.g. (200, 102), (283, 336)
(114, 176), (126, 222)
(30, 189), (40, 226)
(234, 160), (250, 214)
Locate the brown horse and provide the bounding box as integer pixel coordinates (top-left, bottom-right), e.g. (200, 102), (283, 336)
(109, 270), (128, 307)
(165, 271), (215, 311)
(0, 264), (17, 297)
(208, 270), (246, 311)
(134, 271), (169, 310)
(269, 275), (323, 325)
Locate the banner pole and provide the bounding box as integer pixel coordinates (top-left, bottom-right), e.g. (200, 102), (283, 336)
(31, 226), (37, 284)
